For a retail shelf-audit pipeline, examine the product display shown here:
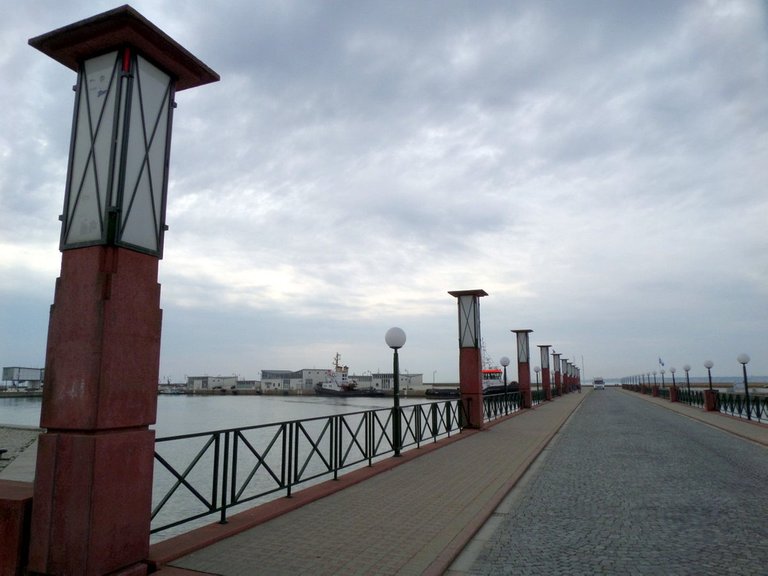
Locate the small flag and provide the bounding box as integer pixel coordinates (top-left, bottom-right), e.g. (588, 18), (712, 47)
(658, 358), (665, 367)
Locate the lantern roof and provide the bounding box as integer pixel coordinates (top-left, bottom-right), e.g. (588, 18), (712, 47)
(28, 4), (219, 91)
(448, 289), (488, 298)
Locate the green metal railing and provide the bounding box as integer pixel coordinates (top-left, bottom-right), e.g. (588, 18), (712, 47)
(152, 392), (526, 536)
(621, 385), (765, 422)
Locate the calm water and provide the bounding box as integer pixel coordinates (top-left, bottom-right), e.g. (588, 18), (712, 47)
(0, 393), (430, 435)
(0, 393), (438, 542)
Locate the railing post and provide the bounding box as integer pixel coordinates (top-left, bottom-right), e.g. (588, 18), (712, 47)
(333, 415), (340, 480)
(367, 411), (373, 466)
(212, 432), (221, 519)
(416, 407), (422, 447)
(286, 422), (294, 498)
(219, 431), (230, 525)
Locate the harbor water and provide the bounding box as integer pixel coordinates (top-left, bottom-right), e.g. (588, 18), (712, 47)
(0, 393), (428, 435)
(0, 393), (439, 542)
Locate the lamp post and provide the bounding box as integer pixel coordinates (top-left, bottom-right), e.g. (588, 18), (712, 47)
(385, 327), (406, 455)
(512, 329), (534, 408)
(703, 360), (717, 412)
(683, 364), (691, 395)
(500, 356), (510, 395)
(660, 369), (665, 389)
(737, 353), (752, 421)
(704, 360), (714, 391)
(27, 7), (217, 574)
(538, 344), (552, 401)
(534, 366), (541, 402)
(668, 367), (678, 402)
(448, 290), (488, 428)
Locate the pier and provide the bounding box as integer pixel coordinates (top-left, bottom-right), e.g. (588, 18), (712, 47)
(148, 388), (765, 574)
(2, 388), (766, 574)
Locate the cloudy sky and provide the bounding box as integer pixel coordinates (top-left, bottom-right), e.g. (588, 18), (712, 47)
(1, 0), (766, 384)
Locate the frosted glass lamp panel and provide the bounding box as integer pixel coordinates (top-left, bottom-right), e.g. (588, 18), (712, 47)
(540, 347), (550, 369)
(516, 332), (529, 363)
(119, 55), (172, 253)
(63, 51), (119, 246)
(457, 295), (480, 348)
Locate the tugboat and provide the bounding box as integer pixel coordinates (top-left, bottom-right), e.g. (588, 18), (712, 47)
(314, 354), (385, 397)
(481, 341), (517, 395)
(482, 368), (507, 394)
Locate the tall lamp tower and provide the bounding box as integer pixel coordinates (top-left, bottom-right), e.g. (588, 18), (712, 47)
(27, 7), (218, 575)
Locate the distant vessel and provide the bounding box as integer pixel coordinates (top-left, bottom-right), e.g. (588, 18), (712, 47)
(482, 368), (512, 394)
(314, 354), (385, 397)
(425, 386), (459, 398)
(424, 368), (515, 397)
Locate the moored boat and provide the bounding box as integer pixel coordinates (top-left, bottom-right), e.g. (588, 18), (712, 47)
(482, 368), (518, 395)
(314, 354), (385, 397)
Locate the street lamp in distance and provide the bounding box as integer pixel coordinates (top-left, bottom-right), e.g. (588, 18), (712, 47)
(385, 327), (406, 456)
(737, 353), (752, 421)
(500, 356), (510, 396)
(683, 364), (691, 395)
(703, 360), (714, 391)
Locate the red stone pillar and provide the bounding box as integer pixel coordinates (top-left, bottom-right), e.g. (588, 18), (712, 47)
(0, 480), (34, 576)
(538, 345), (552, 401)
(560, 358), (570, 394)
(512, 330), (533, 409)
(27, 8), (218, 575)
(458, 347), (484, 428)
(449, 290), (488, 429)
(704, 389), (719, 411)
(553, 352), (562, 396)
(669, 386), (679, 403)
(29, 247), (160, 576)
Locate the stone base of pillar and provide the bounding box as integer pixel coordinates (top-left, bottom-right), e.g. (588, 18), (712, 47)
(652, 385), (659, 397)
(704, 389), (719, 412)
(458, 348), (484, 429)
(28, 429), (155, 576)
(521, 388), (532, 409)
(460, 393), (483, 429)
(669, 387), (679, 403)
(543, 384), (552, 401)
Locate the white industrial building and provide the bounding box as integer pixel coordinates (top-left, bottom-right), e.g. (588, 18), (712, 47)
(260, 368), (423, 394)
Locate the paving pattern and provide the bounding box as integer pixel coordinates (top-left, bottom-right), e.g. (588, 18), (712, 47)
(460, 389), (768, 576)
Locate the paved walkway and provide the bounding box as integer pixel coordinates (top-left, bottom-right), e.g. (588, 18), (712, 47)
(156, 392), (589, 575)
(157, 390), (767, 575)
(4, 391), (765, 575)
(449, 389), (768, 575)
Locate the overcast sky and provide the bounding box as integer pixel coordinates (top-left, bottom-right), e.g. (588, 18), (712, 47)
(1, 0), (766, 384)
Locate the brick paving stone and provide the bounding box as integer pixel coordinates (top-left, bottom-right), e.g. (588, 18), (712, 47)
(167, 394), (586, 575)
(461, 389), (768, 576)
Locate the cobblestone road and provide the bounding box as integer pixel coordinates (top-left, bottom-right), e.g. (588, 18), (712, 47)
(463, 389), (768, 576)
